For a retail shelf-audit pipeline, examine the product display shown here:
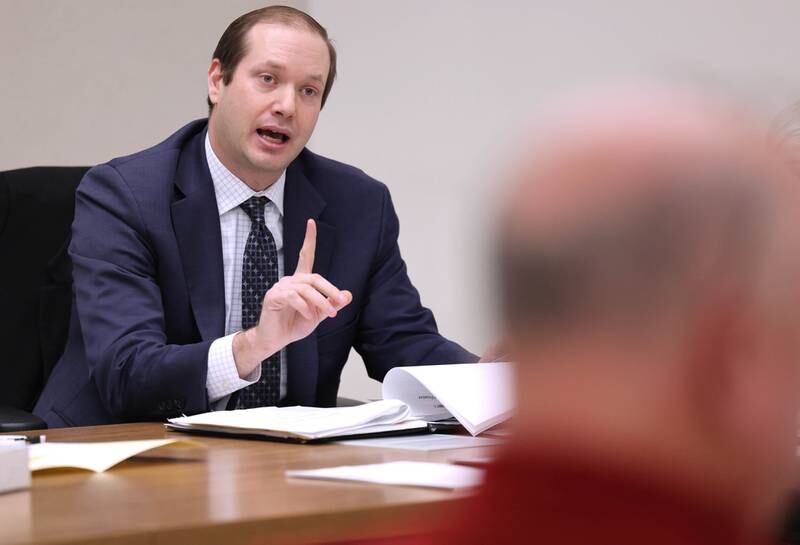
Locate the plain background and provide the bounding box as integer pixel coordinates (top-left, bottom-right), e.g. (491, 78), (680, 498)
(3, 1), (800, 400)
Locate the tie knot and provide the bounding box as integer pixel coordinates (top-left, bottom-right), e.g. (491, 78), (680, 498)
(240, 196), (269, 225)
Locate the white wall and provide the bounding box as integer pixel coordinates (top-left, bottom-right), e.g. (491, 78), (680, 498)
(0, 0), (307, 169)
(307, 0), (800, 400)
(3, 1), (800, 401)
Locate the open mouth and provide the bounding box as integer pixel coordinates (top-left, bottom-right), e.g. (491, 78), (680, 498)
(256, 127), (290, 144)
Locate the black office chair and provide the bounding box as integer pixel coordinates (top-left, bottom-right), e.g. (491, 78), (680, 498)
(0, 166), (90, 431)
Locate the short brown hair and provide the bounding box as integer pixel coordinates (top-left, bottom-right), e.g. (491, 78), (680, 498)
(207, 5), (337, 112)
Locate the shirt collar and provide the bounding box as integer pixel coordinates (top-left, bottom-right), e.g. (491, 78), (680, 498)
(205, 132), (285, 217)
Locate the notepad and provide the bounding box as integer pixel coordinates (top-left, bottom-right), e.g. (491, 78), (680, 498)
(286, 461), (485, 490)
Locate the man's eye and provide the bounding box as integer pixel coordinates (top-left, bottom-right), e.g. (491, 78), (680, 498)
(261, 75), (275, 84)
(301, 87), (317, 97)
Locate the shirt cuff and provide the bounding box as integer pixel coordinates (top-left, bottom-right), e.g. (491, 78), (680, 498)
(206, 332), (261, 404)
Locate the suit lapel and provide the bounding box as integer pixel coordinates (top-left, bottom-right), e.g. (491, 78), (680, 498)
(283, 153), (335, 405)
(283, 157), (334, 278)
(171, 130), (226, 342)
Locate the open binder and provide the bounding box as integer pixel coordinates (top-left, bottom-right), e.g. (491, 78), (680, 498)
(165, 362), (513, 443)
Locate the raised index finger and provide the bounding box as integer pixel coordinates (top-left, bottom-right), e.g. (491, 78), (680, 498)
(295, 219), (317, 274)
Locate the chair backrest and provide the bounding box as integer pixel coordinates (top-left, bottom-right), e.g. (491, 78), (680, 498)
(0, 166), (90, 411)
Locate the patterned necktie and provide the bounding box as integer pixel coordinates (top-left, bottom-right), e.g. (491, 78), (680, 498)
(236, 196), (281, 408)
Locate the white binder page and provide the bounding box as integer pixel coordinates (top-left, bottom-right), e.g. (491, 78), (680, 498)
(382, 362), (515, 436)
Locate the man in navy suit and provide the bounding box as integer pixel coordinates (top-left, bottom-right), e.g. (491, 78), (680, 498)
(34, 5), (478, 428)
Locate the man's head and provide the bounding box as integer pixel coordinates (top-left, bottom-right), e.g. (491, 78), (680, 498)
(206, 6), (336, 189)
(497, 86), (800, 531)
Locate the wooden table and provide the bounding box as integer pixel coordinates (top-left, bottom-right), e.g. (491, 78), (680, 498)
(0, 423), (493, 545)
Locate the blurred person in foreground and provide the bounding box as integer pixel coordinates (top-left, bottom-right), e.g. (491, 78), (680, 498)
(330, 87), (800, 545)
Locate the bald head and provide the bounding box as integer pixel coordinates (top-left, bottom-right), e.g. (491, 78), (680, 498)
(494, 86), (800, 536)
(498, 87), (797, 340)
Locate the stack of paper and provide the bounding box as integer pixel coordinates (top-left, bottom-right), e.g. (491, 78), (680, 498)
(0, 442), (30, 493)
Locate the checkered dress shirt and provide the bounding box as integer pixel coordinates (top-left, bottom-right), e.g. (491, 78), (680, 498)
(203, 133), (287, 409)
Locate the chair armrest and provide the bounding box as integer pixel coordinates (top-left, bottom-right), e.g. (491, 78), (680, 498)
(0, 405), (47, 432)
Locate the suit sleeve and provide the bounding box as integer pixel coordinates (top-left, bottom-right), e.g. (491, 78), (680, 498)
(353, 187), (478, 381)
(70, 164), (211, 420)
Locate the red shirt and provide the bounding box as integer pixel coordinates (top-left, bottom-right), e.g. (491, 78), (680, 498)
(329, 448), (770, 545)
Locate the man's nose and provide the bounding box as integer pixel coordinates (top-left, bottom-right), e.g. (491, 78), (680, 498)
(271, 85), (296, 118)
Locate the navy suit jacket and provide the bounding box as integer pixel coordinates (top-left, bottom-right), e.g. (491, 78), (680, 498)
(34, 120), (476, 428)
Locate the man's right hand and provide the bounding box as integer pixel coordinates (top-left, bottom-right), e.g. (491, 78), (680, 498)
(233, 219), (352, 377)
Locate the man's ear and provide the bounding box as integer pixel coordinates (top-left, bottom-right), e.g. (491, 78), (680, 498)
(208, 59), (224, 107)
(684, 292), (757, 446)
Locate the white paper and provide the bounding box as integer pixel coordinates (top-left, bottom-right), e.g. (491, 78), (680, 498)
(29, 438), (201, 473)
(337, 433), (505, 451)
(287, 461), (485, 489)
(168, 400), (424, 440)
(0, 443), (30, 493)
(382, 363), (515, 436)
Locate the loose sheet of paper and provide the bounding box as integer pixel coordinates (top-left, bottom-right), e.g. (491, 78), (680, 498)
(29, 438), (203, 473)
(337, 433), (505, 451)
(287, 461), (485, 490)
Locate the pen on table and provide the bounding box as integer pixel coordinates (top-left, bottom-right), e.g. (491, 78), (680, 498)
(0, 435), (46, 444)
